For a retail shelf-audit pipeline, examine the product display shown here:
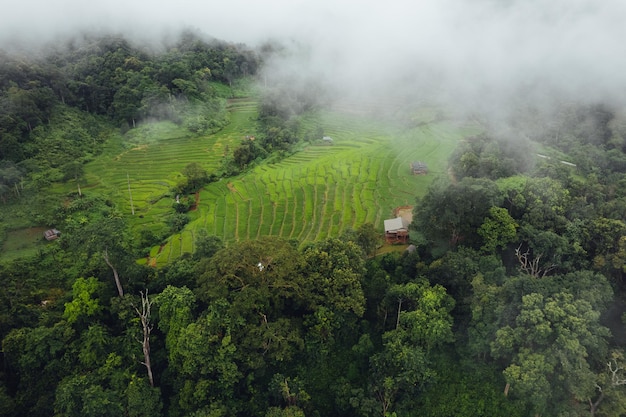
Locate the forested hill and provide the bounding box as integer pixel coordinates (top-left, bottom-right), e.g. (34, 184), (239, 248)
(5, 30), (626, 417)
(0, 32), (259, 163)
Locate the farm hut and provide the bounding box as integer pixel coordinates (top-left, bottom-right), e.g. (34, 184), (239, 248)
(44, 229), (61, 241)
(322, 136), (333, 144)
(384, 217), (410, 244)
(411, 161), (428, 175)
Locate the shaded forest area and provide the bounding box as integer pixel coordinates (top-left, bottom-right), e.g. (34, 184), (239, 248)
(0, 31), (259, 203)
(2, 32), (626, 417)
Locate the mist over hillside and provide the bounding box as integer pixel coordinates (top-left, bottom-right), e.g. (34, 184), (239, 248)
(6, 4), (626, 417)
(3, 0), (624, 121)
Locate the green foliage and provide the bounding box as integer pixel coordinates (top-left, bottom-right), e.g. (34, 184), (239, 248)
(265, 406), (306, 417)
(54, 374), (124, 417)
(193, 230), (224, 260)
(177, 162), (210, 194)
(167, 212), (190, 232)
(449, 132), (534, 180)
(415, 357), (527, 417)
(63, 277), (104, 325)
(412, 177), (500, 250)
(478, 206), (518, 252)
(0, 160), (23, 204)
(3, 322), (75, 415)
(77, 324), (111, 368)
(491, 290), (610, 415)
(301, 238), (366, 317)
(126, 375), (163, 417)
(154, 285), (196, 363)
(341, 223), (381, 258)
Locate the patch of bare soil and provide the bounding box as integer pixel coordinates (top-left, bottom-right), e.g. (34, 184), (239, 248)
(394, 206), (413, 224)
(189, 191), (200, 211)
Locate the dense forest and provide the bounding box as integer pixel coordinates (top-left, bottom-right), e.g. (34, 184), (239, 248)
(2, 31), (626, 417)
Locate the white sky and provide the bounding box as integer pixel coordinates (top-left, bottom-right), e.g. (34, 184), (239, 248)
(2, 0), (625, 110)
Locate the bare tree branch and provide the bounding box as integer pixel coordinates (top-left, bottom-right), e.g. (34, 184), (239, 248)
(515, 244), (556, 278)
(132, 290), (154, 387)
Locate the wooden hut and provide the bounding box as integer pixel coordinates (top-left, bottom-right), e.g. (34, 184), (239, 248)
(410, 161), (428, 175)
(384, 217), (409, 244)
(44, 229), (61, 241)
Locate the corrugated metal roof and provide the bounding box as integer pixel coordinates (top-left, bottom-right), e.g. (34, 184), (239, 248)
(384, 217), (408, 232)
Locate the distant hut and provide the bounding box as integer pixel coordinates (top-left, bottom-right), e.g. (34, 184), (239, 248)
(410, 161), (428, 175)
(384, 217), (410, 244)
(322, 136), (333, 144)
(44, 229), (61, 241)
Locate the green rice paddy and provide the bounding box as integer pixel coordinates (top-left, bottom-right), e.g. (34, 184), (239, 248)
(1, 97), (479, 264)
(148, 105), (478, 266)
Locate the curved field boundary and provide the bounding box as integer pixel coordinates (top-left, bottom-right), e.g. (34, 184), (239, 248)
(84, 100), (258, 253)
(154, 108), (478, 262)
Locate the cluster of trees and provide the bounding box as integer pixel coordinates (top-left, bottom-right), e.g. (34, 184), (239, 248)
(211, 70), (327, 178)
(2, 198), (463, 416)
(411, 104), (626, 415)
(0, 32), (259, 205)
(4, 29), (626, 417)
(4, 102), (626, 417)
(1, 31), (257, 136)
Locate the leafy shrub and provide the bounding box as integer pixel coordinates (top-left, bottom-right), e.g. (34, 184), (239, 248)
(167, 213), (189, 232)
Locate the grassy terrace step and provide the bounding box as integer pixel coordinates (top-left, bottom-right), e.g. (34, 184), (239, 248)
(23, 97), (476, 267)
(152, 108), (478, 266)
(82, 102), (259, 235)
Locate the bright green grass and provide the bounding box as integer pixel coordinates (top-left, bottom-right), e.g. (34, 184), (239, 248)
(0, 97), (477, 264)
(83, 98), (259, 232)
(154, 109), (479, 265)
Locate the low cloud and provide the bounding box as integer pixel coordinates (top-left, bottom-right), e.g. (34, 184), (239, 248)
(2, 0), (625, 115)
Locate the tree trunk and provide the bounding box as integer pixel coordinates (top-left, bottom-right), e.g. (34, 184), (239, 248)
(589, 391), (604, 417)
(103, 248), (124, 297)
(134, 290), (155, 387)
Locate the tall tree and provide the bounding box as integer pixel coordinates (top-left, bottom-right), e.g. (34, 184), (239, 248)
(412, 177), (500, 249)
(491, 291), (610, 416)
(364, 281), (454, 416)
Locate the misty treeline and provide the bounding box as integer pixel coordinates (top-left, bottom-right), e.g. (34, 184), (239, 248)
(0, 30), (258, 137)
(0, 31), (259, 204)
(3, 32), (626, 417)
(0, 31), (326, 208)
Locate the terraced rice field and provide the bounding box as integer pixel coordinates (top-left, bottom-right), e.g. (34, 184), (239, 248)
(152, 106), (479, 266)
(84, 98), (258, 234)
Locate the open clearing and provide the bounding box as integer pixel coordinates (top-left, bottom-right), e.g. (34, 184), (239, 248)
(83, 98), (259, 234)
(151, 106), (479, 266)
(1, 227), (49, 260)
(0, 98), (478, 264)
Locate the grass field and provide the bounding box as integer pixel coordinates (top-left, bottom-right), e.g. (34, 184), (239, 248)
(151, 106), (479, 266)
(1, 227), (49, 260)
(82, 97), (259, 233)
(0, 97), (479, 264)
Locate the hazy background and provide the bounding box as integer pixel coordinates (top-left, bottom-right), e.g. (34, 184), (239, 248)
(2, 0), (625, 115)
